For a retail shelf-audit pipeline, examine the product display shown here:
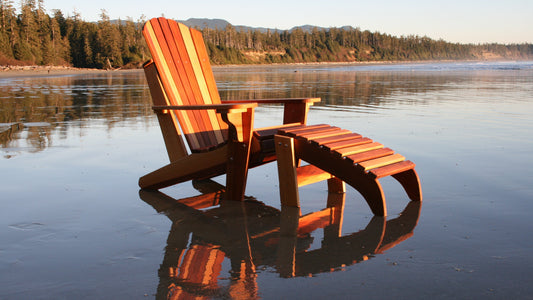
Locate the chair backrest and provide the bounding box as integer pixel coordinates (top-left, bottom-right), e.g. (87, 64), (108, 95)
(143, 17), (228, 152)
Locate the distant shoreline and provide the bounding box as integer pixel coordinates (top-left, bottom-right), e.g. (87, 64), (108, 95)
(1, 59), (528, 79)
(0, 65), (139, 79)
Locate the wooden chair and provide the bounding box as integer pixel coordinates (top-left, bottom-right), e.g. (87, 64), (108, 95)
(140, 17), (320, 201)
(139, 17), (422, 216)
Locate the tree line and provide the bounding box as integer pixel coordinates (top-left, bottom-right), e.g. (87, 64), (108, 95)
(1, 0), (532, 68)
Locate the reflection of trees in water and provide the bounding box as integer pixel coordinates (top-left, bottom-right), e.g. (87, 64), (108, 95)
(0, 72), (153, 155)
(216, 68), (464, 107)
(1, 68), (483, 156)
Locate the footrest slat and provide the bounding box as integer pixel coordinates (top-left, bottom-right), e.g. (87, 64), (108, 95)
(346, 148), (395, 164)
(280, 124), (330, 135)
(335, 142), (383, 157)
(300, 128), (352, 140)
(370, 161), (416, 179)
(311, 132), (362, 146)
(323, 137), (373, 151)
(358, 154), (406, 171)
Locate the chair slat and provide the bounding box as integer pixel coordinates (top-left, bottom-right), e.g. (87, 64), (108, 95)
(144, 20), (201, 150)
(160, 20), (213, 147)
(143, 18), (229, 151)
(190, 28), (228, 142)
(177, 23), (225, 144)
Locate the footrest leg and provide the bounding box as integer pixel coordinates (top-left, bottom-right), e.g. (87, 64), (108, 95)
(352, 178), (387, 216)
(275, 135), (300, 207)
(392, 169), (423, 202)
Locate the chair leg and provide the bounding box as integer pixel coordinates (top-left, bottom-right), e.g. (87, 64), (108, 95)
(327, 177), (345, 194)
(392, 169), (423, 202)
(275, 135), (300, 207)
(226, 141), (251, 201)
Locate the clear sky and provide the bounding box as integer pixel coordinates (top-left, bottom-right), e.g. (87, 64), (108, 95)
(42, 0), (533, 44)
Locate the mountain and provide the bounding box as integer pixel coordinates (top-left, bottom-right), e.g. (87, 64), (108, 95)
(179, 18), (353, 33)
(180, 18), (231, 29)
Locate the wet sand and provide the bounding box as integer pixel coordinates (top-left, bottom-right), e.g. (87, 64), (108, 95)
(1, 61), (532, 299)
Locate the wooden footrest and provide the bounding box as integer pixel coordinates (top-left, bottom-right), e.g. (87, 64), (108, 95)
(278, 125), (415, 177)
(275, 125), (422, 216)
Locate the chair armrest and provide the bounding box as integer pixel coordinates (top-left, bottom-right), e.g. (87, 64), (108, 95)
(152, 103), (256, 144)
(223, 98), (321, 105)
(152, 103), (258, 114)
(225, 98), (320, 125)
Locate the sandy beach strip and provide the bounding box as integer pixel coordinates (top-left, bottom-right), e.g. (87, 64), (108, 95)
(0, 65), (140, 79)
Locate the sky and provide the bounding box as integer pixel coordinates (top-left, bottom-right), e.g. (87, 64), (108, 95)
(42, 0), (533, 44)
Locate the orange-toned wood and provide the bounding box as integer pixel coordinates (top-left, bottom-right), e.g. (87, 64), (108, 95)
(358, 154), (406, 171)
(345, 148), (395, 164)
(284, 125), (337, 136)
(299, 128), (352, 140)
(139, 145), (229, 189)
(327, 177), (346, 194)
(296, 164), (333, 187)
(176, 22), (225, 144)
(223, 98), (320, 105)
(168, 20), (218, 147)
(144, 19), (202, 150)
(283, 102), (311, 125)
(170, 21), (218, 145)
(190, 27), (229, 143)
(143, 61), (188, 161)
(223, 108), (254, 201)
(322, 137), (372, 151)
(253, 123), (304, 140)
(392, 169), (423, 202)
(190, 28), (222, 104)
(335, 142), (383, 157)
(275, 135), (300, 207)
(280, 124), (330, 134)
(370, 160), (416, 179)
(291, 136), (387, 215)
(145, 18), (229, 151)
(311, 132), (362, 146)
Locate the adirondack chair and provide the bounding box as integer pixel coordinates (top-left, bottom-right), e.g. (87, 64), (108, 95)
(140, 17), (320, 200)
(139, 17), (422, 216)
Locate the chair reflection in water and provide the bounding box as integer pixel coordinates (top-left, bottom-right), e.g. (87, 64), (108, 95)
(140, 180), (422, 299)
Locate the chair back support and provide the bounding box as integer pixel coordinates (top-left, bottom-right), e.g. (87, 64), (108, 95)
(143, 17), (228, 152)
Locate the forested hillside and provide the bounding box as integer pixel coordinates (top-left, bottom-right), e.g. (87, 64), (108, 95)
(1, 0), (532, 68)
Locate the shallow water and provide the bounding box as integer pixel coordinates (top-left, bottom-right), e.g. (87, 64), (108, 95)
(1, 61), (532, 299)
